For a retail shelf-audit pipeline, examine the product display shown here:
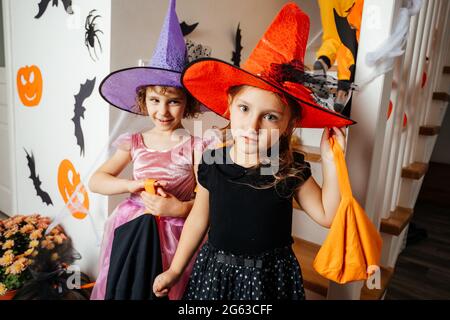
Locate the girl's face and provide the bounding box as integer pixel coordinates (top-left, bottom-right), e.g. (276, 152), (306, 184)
(229, 85), (292, 156)
(145, 86), (187, 132)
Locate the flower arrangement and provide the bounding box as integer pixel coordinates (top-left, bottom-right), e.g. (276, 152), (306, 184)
(0, 214), (68, 296)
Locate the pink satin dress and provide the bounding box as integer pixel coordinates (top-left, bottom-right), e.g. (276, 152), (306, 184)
(90, 132), (213, 300)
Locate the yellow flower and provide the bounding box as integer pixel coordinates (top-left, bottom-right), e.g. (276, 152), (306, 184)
(24, 248), (35, 256)
(6, 261), (25, 275)
(29, 239), (39, 248)
(0, 251), (14, 267)
(30, 229), (43, 240)
(51, 253), (59, 261)
(5, 257), (28, 275)
(0, 283), (6, 296)
(2, 240), (14, 250)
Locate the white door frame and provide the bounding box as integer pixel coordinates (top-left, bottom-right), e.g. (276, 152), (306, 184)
(1, 0), (17, 215)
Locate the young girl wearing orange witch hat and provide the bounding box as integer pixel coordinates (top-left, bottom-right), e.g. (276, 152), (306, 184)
(153, 3), (356, 300)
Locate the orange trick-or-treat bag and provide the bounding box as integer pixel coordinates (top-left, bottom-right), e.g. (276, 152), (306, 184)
(313, 136), (383, 284)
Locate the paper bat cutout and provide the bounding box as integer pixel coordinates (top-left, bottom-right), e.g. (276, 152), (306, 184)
(72, 78), (96, 157)
(231, 23), (243, 67)
(24, 149), (53, 206)
(35, 0), (74, 19)
(180, 21), (199, 36)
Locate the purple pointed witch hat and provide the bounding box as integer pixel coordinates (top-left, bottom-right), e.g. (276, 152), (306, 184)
(99, 0), (187, 115)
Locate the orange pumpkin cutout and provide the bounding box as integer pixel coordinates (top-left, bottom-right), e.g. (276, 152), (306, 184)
(16, 65), (43, 107)
(58, 159), (89, 220)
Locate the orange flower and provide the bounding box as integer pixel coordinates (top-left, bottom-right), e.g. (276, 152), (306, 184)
(40, 239), (55, 250)
(37, 221), (50, 229)
(25, 214), (40, 224)
(12, 215), (25, 225)
(20, 224), (35, 234)
(4, 225), (18, 238)
(30, 229), (43, 240)
(53, 235), (64, 245)
(3, 219), (16, 229)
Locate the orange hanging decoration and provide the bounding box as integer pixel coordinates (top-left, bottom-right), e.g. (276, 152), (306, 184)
(57, 159), (89, 220)
(313, 137), (382, 284)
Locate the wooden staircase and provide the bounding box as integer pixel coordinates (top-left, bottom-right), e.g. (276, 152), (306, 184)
(290, 0), (450, 300)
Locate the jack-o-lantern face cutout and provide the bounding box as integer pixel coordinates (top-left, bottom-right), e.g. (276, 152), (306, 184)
(16, 65), (43, 107)
(58, 159), (89, 220)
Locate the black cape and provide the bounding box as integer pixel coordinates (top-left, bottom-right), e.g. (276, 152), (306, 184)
(105, 214), (167, 300)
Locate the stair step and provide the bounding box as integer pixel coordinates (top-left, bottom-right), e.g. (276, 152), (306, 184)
(419, 125), (440, 136)
(360, 266), (394, 300)
(293, 145), (322, 163)
(432, 92), (450, 102)
(443, 66), (450, 74)
(380, 206), (414, 236)
(292, 237), (329, 297)
(401, 162), (428, 180)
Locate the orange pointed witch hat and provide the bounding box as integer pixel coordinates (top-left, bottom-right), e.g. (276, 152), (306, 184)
(313, 137), (383, 284)
(181, 2), (356, 128)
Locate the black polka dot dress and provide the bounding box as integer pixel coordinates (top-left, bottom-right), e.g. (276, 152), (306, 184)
(184, 242), (305, 300)
(184, 147), (311, 301)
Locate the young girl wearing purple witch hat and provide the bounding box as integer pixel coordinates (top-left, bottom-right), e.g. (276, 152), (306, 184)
(89, 0), (211, 300)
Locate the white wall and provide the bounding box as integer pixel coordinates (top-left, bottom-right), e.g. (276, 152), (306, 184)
(7, 0), (111, 278)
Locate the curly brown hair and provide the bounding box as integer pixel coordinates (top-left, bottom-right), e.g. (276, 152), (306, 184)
(134, 85), (200, 119)
(224, 85), (309, 194)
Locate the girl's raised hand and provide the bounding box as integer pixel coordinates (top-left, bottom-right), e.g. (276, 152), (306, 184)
(153, 269), (180, 298)
(320, 126), (347, 163)
(127, 179), (145, 193)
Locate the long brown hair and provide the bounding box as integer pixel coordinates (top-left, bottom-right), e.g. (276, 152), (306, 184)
(225, 85), (309, 194)
(134, 85), (200, 118)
